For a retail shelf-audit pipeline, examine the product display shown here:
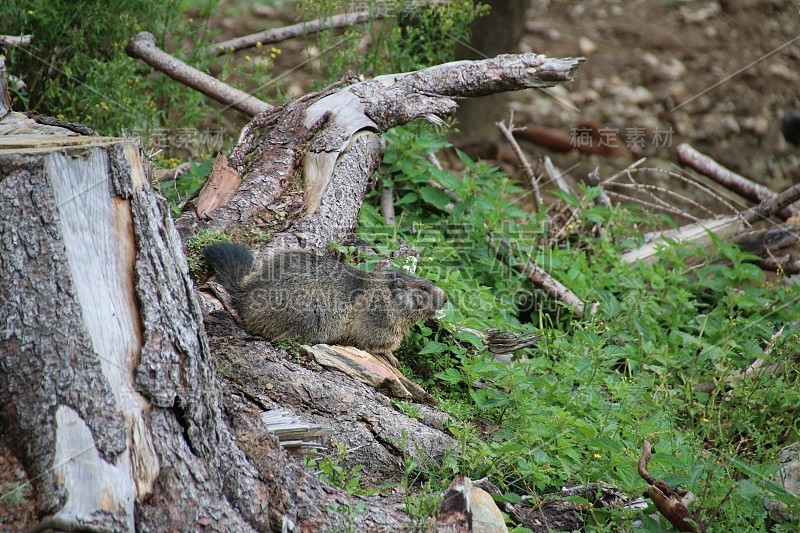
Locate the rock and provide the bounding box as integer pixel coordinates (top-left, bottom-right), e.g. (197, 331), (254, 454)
(659, 58), (687, 80)
(470, 487), (509, 533)
(764, 443), (800, 524)
(641, 52), (660, 69)
(741, 115), (769, 135)
(769, 63), (795, 81)
(700, 113), (740, 137)
(579, 36), (597, 55)
(679, 2), (721, 23)
(782, 110), (800, 146)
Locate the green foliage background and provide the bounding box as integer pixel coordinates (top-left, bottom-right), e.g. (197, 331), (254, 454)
(1, 0), (223, 135)
(355, 125), (800, 531)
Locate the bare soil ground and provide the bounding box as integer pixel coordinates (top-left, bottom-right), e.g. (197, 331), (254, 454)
(516, 0), (799, 191)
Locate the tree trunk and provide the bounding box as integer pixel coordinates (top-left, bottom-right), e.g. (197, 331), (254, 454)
(452, 0), (530, 149)
(0, 131), (412, 531)
(2, 50), (585, 531)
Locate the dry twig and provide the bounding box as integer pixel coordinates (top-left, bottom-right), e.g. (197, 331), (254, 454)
(638, 441), (706, 532)
(586, 169), (612, 209)
(488, 235), (584, 317)
(208, 11), (384, 56)
(677, 143), (799, 220)
(497, 119), (542, 210)
(126, 32), (271, 116)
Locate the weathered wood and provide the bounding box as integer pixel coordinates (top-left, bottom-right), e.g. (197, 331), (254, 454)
(210, 337), (455, 494)
(0, 56), (10, 118)
(195, 154), (242, 218)
(0, 131), (416, 531)
(304, 344), (436, 403)
(125, 32), (271, 116)
(620, 184), (800, 266)
(1, 136), (152, 531)
(176, 52), (583, 251)
(677, 143), (799, 220)
(619, 215), (743, 266)
(208, 10), (384, 56)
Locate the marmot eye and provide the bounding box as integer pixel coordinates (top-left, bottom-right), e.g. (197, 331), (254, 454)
(421, 284), (429, 292)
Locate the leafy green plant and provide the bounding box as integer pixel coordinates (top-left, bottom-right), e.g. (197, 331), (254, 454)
(2, 0), (223, 137)
(301, 0), (489, 85)
(185, 229), (228, 274)
(307, 445), (371, 496)
(354, 123), (800, 530)
(159, 158), (215, 215)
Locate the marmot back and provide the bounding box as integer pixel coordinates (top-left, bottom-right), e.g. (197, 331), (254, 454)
(203, 243), (448, 358)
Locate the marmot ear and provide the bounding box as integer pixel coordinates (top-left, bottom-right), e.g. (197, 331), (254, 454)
(390, 273), (407, 289)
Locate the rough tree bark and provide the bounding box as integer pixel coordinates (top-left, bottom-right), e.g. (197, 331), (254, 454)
(1, 51), (583, 531)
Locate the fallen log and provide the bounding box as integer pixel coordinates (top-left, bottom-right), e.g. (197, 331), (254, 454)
(677, 143), (798, 220)
(620, 183), (800, 266)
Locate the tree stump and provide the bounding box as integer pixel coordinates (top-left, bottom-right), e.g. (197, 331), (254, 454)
(0, 131), (416, 531)
(1, 48), (587, 530)
(1, 131), (264, 530)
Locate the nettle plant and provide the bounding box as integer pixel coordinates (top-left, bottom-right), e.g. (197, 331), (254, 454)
(356, 124), (800, 530)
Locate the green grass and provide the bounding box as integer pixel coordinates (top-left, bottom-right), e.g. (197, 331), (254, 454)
(351, 124), (800, 531)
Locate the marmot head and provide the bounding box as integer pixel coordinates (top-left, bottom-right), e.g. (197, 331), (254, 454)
(389, 271), (448, 317)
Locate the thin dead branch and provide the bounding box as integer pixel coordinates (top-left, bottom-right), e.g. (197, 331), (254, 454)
(638, 441), (706, 532)
(208, 11), (384, 56)
(606, 190), (697, 221)
(488, 235), (585, 317)
(380, 183), (396, 226)
(677, 143), (799, 220)
(125, 32), (271, 116)
(604, 181), (709, 220)
(498, 119), (542, 210)
(543, 156), (574, 196)
(586, 169), (612, 209)
(0, 35), (32, 47)
(665, 164), (742, 215)
(741, 183), (800, 223)
(602, 157), (648, 183)
(759, 255), (800, 274)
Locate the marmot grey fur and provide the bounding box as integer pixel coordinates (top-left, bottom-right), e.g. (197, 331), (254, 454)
(203, 243), (448, 359)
